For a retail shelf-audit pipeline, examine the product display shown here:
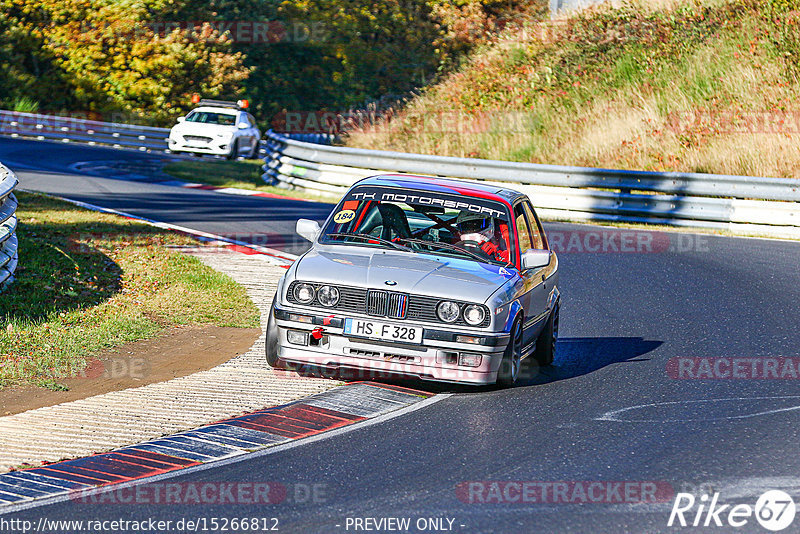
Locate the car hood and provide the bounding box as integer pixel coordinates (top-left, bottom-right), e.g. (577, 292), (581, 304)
(293, 246), (518, 303)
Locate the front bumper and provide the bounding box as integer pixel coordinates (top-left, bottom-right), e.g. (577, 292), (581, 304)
(168, 137), (231, 156)
(273, 306), (510, 385)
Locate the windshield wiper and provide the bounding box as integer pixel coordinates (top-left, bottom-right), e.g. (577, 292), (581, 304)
(395, 237), (488, 263)
(325, 233), (412, 252)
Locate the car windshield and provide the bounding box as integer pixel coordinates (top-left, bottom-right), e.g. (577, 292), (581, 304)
(184, 111), (236, 125)
(320, 186), (514, 266)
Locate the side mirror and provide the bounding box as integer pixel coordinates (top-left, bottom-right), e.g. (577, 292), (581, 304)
(176, 116), (185, 123)
(238, 122), (250, 129)
(296, 219), (321, 243)
(521, 249), (551, 271)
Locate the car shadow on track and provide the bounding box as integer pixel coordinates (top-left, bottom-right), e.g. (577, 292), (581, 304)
(521, 336), (662, 387)
(422, 336), (662, 394)
(286, 336), (662, 395)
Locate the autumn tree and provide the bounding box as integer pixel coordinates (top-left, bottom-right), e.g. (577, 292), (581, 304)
(0, 0), (249, 123)
(0, 0), (546, 126)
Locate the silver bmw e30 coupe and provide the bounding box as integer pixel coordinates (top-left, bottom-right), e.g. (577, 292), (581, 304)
(265, 174), (560, 387)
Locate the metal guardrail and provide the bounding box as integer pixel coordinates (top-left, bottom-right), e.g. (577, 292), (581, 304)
(0, 109), (274, 157)
(262, 130), (800, 238)
(0, 164), (18, 290)
(0, 108), (796, 238)
(0, 110), (171, 152)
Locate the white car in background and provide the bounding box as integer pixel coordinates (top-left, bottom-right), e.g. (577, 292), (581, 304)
(168, 99), (261, 159)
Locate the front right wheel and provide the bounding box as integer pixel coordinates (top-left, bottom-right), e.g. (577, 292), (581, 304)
(533, 306), (559, 366)
(265, 295), (280, 367)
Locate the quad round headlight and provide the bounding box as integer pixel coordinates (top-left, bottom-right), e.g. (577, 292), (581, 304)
(317, 285), (340, 307)
(464, 304), (486, 326)
(437, 301), (460, 323)
(294, 283), (315, 304)
(463, 304), (486, 326)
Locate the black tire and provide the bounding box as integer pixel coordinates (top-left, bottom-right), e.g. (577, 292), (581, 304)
(497, 318), (523, 387)
(533, 305), (559, 366)
(265, 295), (281, 367)
(227, 139), (239, 161)
(247, 141), (260, 159)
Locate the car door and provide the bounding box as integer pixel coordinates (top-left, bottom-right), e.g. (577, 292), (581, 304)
(525, 202), (558, 316)
(515, 201), (550, 351)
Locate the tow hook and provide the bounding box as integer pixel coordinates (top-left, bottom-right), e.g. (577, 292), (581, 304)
(310, 327), (326, 346)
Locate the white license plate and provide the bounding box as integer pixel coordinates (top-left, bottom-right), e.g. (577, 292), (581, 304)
(344, 318), (423, 344)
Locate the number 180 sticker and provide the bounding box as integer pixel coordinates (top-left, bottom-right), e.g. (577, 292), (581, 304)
(333, 210), (356, 224)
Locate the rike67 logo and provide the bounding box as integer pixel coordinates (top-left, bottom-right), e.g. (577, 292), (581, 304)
(668, 490), (796, 531)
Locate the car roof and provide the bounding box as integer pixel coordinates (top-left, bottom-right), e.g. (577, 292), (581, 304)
(354, 174), (526, 205)
(188, 106), (240, 115)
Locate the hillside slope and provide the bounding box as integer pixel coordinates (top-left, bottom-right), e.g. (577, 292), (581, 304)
(346, 0), (800, 179)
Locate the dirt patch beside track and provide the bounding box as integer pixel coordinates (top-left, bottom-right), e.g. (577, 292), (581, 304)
(0, 325), (261, 416)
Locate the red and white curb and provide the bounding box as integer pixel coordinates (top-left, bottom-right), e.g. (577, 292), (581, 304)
(0, 383), (437, 512)
(0, 248), (338, 475)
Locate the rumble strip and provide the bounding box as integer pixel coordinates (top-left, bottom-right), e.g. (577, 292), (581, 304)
(0, 382), (431, 509)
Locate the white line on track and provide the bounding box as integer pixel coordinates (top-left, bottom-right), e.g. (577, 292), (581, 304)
(596, 395), (800, 422)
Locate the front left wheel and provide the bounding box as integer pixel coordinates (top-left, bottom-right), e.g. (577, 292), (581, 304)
(247, 141), (260, 159)
(227, 139), (239, 161)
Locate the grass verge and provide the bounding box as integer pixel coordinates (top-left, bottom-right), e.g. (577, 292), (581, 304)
(0, 192), (260, 390)
(346, 0), (800, 179)
(163, 159), (338, 202)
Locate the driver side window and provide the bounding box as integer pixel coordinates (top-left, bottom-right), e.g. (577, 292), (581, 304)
(515, 205), (532, 252)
